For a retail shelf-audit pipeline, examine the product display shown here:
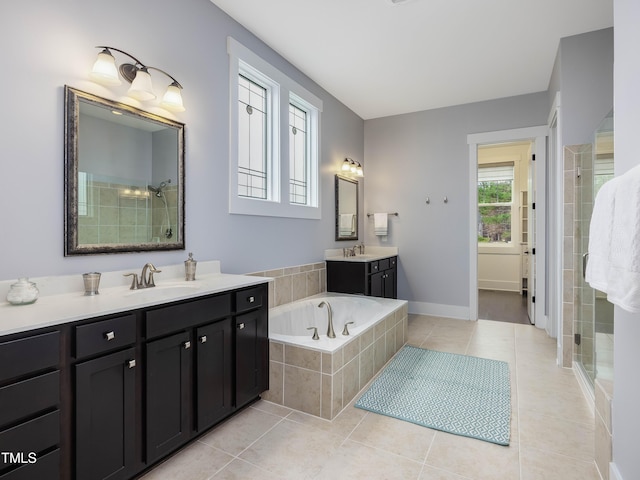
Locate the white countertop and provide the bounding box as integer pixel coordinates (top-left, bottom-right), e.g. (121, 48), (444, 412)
(0, 261), (270, 336)
(324, 246), (398, 262)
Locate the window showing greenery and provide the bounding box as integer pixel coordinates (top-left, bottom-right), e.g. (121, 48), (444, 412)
(478, 164), (513, 243)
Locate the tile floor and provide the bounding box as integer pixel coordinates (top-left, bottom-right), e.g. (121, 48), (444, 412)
(141, 314), (598, 480)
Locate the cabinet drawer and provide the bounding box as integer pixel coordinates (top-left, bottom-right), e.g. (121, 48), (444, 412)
(235, 284), (266, 313)
(0, 448), (59, 480)
(389, 256), (397, 268)
(146, 294), (231, 339)
(378, 258), (390, 271)
(368, 261), (380, 273)
(0, 411), (59, 467)
(75, 314), (136, 359)
(0, 371), (59, 427)
(0, 332), (59, 383)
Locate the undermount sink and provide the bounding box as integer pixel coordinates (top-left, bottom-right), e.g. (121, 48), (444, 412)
(124, 283), (202, 299)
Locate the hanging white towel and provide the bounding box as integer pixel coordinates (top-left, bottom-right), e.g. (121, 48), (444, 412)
(374, 213), (388, 236)
(604, 164), (640, 312)
(585, 175), (621, 292)
(339, 214), (355, 235)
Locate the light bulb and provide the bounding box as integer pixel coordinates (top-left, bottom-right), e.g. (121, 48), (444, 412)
(89, 49), (121, 86)
(160, 83), (186, 112)
(127, 69), (156, 101)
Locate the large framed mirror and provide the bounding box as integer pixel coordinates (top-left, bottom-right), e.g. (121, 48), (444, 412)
(64, 86), (185, 255)
(335, 175), (358, 241)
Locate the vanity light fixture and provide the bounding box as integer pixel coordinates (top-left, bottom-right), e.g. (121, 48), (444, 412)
(89, 46), (186, 112)
(342, 158), (364, 177)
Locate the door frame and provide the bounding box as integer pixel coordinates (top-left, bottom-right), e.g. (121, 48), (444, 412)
(468, 126), (548, 329)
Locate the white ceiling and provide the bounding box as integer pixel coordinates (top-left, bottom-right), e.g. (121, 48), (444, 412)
(211, 0), (613, 120)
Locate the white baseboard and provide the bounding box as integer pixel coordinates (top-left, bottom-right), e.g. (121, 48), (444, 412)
(408, 301), (470, 320)
(610, 462), (623, 480)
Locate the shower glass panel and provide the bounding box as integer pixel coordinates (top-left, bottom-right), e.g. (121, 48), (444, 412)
(576, 110), (614, 385)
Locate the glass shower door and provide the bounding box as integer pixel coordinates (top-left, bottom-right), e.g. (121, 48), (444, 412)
(576, 110), (614, 385)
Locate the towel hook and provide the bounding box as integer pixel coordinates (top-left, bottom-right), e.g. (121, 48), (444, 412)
(425, 197), (430, 204)
(444, 196), (448, 204)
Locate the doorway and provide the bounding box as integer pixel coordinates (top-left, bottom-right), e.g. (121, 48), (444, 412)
(476, 141), (534, 324)
(467, 126), (547, 329)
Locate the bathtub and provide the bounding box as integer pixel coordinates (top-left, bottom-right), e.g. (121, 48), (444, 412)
(264, 292), (408, 419)
(269, 293), (403, 353)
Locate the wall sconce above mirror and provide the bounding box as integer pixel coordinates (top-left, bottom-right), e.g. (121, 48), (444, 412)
(341, 158), (364, 177)
(64, 86), (185, 255)
(90, 46), (186, 112)
(335, 175), (359, 241)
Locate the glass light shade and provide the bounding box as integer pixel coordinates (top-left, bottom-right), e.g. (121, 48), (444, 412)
(342, 159), (351, 171)
(160, 84), (186, 112)
(127, 69), (156, 101)
(350, 163), (357, 173)
(356, 165), (364, 176)
(89, 51), (121, 86)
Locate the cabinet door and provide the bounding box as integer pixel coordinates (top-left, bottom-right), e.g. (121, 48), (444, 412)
(146, 331), (192, 463)
(369, 271), (385, 298)
(75, 348), (136, 480)
(195, 319), (232, 432)
(383, 268), (396, 299)
(235, 309), (268, 408)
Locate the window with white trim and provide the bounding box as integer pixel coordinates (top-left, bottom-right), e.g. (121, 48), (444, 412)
(228, 37), (322, 219)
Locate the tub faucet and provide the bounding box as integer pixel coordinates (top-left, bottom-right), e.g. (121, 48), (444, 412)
(140, 263), (162, 288)
(318, 301), (336, 338)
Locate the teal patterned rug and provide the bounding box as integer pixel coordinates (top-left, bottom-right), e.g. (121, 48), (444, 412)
(355, 345), (511, 445)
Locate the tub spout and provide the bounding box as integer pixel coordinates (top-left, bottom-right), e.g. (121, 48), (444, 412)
(318, 301), (336, 338)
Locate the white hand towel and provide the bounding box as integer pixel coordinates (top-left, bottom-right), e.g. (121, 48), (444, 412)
(586, 176), (620, 292)
(339, 214), (355, 235)
(605, 164), (640, 312)
(374, 213), (388, 236)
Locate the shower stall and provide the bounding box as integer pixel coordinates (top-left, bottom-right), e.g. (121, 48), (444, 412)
(569, 110), (614, 387)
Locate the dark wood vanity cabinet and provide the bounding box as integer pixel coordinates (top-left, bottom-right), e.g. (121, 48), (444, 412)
(0, 331), (61, 480)
(327, 256), (398, 299)
(0, 280), (268, 480)
(74, 313), (138, 480)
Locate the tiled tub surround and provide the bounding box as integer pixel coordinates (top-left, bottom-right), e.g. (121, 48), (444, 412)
(247, 262), (326, 308)
(263, 293), (408, 420)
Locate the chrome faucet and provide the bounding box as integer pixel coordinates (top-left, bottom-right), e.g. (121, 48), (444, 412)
(318, 301), (336, 338)
(140, 263), (161, 288)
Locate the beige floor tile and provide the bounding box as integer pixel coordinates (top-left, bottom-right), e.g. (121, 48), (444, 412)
(251, 399), (294, 418)
(348, 411), (436, 462)
(519, 411), (594, 463)
(313, 439), (424, 480)
(520, 445), (600, 480)
(465, 344), (517, 363)
(211, 458), (286, 479)
(139, 441), (233, 480)
(518, 384), (594, 425)
(418, 465), (474, 479)
(285, 405), (368, 439)
(426, 431), (520, 480)
(420, 337), (469, 354)
(239, 419), (345, 479)
(198, 407), (284, 456)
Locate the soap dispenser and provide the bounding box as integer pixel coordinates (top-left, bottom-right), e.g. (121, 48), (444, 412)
(184, 252), (197, 281)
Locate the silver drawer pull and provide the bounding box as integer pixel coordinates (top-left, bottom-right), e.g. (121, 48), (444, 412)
(183, 341), (191, 350)
(248, 296), (255, 303)
(238, 323), (245, 330)
(200, 335), (207, 344)
(104, 331), (115, 341)
(127, 359), (136, 369)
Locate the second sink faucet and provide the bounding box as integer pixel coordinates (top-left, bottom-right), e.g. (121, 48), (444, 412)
(317, 301), (336, 338)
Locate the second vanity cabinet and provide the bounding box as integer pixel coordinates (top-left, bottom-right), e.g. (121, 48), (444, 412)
(0, 279), (269, 480)
(327, 256), (398, 299)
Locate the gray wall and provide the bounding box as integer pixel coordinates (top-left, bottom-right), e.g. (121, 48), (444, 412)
(612, 1), (640, 478)
(0, 0), (363, 281)
(547, 28), (614, 146)
(363, 93), (549, 312)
